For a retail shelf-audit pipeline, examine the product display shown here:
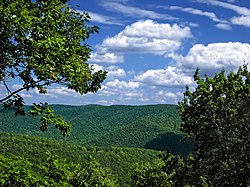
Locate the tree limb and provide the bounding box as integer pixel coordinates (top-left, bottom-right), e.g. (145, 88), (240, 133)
(0, 80), (43, 103)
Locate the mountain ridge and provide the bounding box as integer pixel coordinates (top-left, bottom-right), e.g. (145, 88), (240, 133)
(0, 104), (192, 156)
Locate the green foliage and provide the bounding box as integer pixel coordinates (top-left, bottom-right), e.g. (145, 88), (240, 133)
(178, 65), (250, 186)
(131, 159), (172, 187)
(0, 0), (107, 135)
(69, 158), (117, 187)
(0, 104), (192, 156)
(131, 152), (185, 187)
(29, 103), (71, 136)
(0, 132), (160, 186)
(0, 155), (38, 186)
(0, 152), (117, 187)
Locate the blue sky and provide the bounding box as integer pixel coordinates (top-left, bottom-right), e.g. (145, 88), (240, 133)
(2, 0), (250, 105)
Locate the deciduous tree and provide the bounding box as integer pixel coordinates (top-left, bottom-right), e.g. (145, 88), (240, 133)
(178, 65), (250, 186)
(0, 0), (107, 135)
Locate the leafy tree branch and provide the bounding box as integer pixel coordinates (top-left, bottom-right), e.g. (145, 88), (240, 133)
(0, 0), (107, 135)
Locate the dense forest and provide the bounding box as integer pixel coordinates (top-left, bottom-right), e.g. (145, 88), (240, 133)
(0, 104), (192, 186)
(0, 104), (192, 156)
(0, 132), (160, 186)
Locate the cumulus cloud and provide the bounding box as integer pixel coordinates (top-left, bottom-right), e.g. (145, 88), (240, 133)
(231, 16), (250, 27)
(91, 64), (126, 80)
(106, 79), (141, 89)
(97, 79), (145, 103)
(156, 90), (178, 101)
(169, 42), (250, 73)
(49, 87), (77, 96)
(106, 66), (126, 80)
(97, 19), (192, 55)
(154, 90), (186, 104)
(90, 52), (124, 64)
(134, 66), (194, 87)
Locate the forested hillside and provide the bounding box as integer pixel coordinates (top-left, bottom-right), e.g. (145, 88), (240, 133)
(0, 104), (192, 156)
(0, 132), (160, 186)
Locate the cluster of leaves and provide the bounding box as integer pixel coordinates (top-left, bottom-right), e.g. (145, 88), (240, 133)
(131, 152), (184, 187)
(0, 151), (117, 187)
(0, 0), (107, 135)
(178, 65), (250, 186)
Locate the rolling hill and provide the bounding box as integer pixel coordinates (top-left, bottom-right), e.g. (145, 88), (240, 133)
(0, 104), (192, 156)
(0, 132), (160, 186)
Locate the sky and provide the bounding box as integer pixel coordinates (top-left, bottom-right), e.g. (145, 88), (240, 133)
(2, 0), (250, 106)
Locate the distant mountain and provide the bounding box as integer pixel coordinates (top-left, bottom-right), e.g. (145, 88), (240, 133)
(0, 104), (192, 156)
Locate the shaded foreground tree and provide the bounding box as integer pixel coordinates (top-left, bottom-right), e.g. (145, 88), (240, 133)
(0, 0), (107, 135)
(178, 65), (250, 186)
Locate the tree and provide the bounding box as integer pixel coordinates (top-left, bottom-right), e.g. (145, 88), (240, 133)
(131, 152), (184, 187)
(0, 155), (38, 186)
(0, 152), (118, 187)
(0, 0), (107, 135)
(178, 65), (250, 186)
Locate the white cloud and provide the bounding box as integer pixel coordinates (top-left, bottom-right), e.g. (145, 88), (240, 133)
(49, 87), (78, 97)
(97, 20), (192, 55)
(106, 79), (141, 89)
(157, 90), (178, 99)
(195, 0), (250, 27)
(90, 52), (124, 64)
(231, 16), (250, 27)
(77, 10), (122, 25)
(188, 22), (200, 27)
(134, 66), (194, 87)
(169, 42), (250, 72)
(91, 64), (104, 72)
(128, 70), (136, 75)
(106, 66), (126, 80)
(122, 20), (192, 40)
(91, 64), (126, 80)
(215, 23), (232, 30)
(20, 93), (33, 98)
(0, 85), (7, 98)
(202, 0), (250, 16)
(169, 6), (221, 22)
(154, 90), (185, 103)
(11, 84), (22, 91)
(101, 1), (177, 20)
(167, 6), (231, 30)
(97, 79), (145, 103)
